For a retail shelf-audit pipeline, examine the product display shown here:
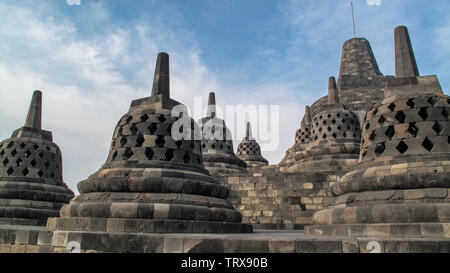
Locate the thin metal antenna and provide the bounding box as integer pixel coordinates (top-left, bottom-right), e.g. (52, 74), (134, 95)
(351, 2), (356, 38)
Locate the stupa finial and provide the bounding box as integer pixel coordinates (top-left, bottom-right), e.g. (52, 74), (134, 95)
(207, 92), (216, 118)
(151, 52), (170, 97)
(328, 77), (339, 104)
(246, 122), (252, 140)
(395, 26), (419, 78)
(25, 90), (42, 129)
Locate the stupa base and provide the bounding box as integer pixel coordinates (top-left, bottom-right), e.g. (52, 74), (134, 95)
(47, 217), (252, 234)
(0, 217), (47, 226)
(305, 223), (450, 238)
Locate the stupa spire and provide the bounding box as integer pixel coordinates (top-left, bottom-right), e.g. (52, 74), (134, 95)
(246, 122), (252, 140)
(151, 52), (170, 97)
(395, 26), (419, 78)
(207, 92), (216, 118)
(328, 77), (339, 104)
(304, 105), (312, 124)
(25, 90), (42, 129)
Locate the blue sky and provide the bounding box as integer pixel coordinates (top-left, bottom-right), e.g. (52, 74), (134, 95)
(1, 0), (449, 192)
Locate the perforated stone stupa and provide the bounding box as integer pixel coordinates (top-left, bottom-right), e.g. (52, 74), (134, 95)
(281, 106), (313, 167)
(306, 26), (450, 238)
(198, 92), (247, 175)
(0, 91), (74, 226)
(47, 53), (251, 234)
(283, 77), (361, 173)
(236, 123), (268, 168)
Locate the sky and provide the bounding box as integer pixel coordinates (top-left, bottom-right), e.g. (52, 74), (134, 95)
(1, 0), (450, 193)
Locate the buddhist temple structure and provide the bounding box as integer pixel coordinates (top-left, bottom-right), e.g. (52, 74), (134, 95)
(1, 25), (449, 253)
(198, 92), (247, 175)
(281, 77), (361, 173)
(0, 91), (74, 226)
(236, 122), (269, 168)
(47, 53), (251, 242)
(306, 26), (450, 238)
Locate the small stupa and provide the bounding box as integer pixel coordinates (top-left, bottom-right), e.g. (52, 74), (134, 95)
(236, 122), (269, 168)
(198, 92), (247, 175)
(285, 77), (361, 173)
(0, 91), (74, 226)
(281, 106), (313, 167)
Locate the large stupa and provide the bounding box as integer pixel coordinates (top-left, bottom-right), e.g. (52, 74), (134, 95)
(47, 53), (252, 234)
(306, 26), (450, 238)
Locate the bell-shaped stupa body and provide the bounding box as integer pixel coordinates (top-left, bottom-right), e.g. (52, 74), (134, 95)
(285, 77), (361, 173)
(198, 92), (247, 175)
(281, 106), (313, 167)
(339, 38), (382, 79)
(236, 123), (268, 168)
(48, 53), (251, 234)
(0, 91), (74, 226)
(306, 26), (450, 238)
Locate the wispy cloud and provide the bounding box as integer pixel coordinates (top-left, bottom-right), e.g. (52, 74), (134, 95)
(66, 0), (81, 6)
(367, 0), (382, 6)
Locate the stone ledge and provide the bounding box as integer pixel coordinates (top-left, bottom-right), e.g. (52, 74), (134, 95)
(42, 230), (450, 253)
(1, 227), (449, 253)
(305, 223), (450, 239)
(47, 218), (252, 234)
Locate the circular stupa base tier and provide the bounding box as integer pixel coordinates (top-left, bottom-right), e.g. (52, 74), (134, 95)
(78, 165), (230, 199)
(0, 196), (67, 226)
(279, 143), (310, 168)
(284, 141), (360, 173)
(313, 201), (450, 226)
(243, 161), (268, 169)
(0, 206), (60, 221)
(286, 154), (359, 173)
(0, 217), (48, 226)
(309, 189), (450, 239)
(203, 162), (247, 176)
(48, 217), (253, 234)
(331, 158), (450, 196)
(59, 192), (243, 224)
(305, 223), (450, 238)
(0, 180), (74, 203)
(239, 155), (268, 168)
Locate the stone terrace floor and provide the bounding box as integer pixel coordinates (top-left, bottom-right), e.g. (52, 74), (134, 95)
(0, 225), (449, 253)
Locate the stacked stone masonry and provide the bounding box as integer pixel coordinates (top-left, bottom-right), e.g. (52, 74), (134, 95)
(218, 167), (338, 229)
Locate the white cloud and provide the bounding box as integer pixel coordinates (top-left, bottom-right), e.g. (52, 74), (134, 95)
(367, 0), (382, 6)
(66, 0), (81, 6)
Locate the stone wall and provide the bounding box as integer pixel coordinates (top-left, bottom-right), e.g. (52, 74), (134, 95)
(218, 167), (341, 229)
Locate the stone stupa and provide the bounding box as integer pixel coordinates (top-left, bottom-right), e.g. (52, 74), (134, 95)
(0, 91), (74, 226)
(284, 77), (361, 173)
(236, 122), (268, 168)
(280, 106), (313, 167)
(47, 53), (252, 234)
(306, 26), (450, 238)
(198, 92), (247, 175)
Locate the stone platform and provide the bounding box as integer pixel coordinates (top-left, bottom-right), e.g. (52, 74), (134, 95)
(0, 225), (449, 253)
